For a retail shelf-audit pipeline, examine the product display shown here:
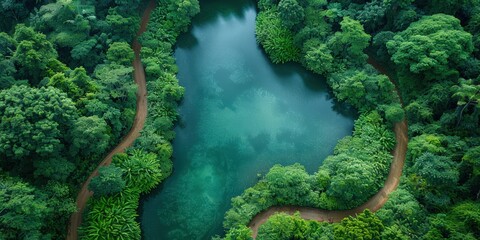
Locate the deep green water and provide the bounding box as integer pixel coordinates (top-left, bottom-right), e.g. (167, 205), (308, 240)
(139, 1), (354, 239)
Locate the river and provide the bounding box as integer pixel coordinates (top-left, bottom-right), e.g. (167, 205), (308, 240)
(139, 0), (354, 239)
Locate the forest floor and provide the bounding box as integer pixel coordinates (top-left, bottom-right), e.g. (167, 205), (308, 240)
(65, 1), (154, 239)
(248, 60), (409, 238)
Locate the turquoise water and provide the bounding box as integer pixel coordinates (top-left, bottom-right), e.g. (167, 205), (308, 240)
(139, 0), (355, 239)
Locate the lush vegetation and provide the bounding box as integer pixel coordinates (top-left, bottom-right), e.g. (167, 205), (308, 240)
(219, 0), (480, 239)
(2, 0), (480, 239)
(0, 0), (142, 237)
(79, 0), (200, 239)
(222, 112), (395, 230)
(0, 0), (198, 239)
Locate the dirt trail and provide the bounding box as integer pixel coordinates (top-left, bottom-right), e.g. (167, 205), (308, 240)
(248, 60), (408, 238)
(66, 1), (154, 239)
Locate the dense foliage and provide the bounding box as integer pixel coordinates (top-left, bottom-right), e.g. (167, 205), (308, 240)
(223, 112), (395, 229)
(0, 0), (144, 237)
(79, 0), (199, 239)
(2, 0), (480, 239)
(249, 210), (383, 240)
(0, 0), (198, 238)
(221, 0), (480, 239)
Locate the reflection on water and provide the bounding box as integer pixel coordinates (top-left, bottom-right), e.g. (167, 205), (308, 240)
(140, 0), (355, 239)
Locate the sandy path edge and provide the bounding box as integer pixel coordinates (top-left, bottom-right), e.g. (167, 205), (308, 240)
(66, 1), (154, 239)
(248, 59), (408, 238)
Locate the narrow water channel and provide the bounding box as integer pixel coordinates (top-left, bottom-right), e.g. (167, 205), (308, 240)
(140, 0), (355, 239)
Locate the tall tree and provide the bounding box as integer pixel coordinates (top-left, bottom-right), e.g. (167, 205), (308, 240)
(69, 116), (111, 158)
(409, 152), (459, 210)
(327, 16), (370, 66)
(278, 0), (305, 29)
(88, 164), (125, 197)
(0, 176), (51, 240)
(333, 210), (384, 240)
(12, 24), (60, 85)
(0, 86), (78, 165)
(451, 79), (480, 126)
(387, 14), (473, 82)
(106, 42), (134, 66)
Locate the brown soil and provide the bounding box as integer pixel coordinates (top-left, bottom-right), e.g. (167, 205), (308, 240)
(248, 60), (408, 238)
(65, 1), (154, 239)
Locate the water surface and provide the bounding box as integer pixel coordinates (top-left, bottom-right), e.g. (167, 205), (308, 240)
(140, 1), (354, 239)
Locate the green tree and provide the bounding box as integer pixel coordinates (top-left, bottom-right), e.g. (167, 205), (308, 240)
(387, 14), (473, 82)
(42, 181), (77, 239)
(89, 164), (125, 197)
(33, 157), (75, 182)
(333, 210), (384, 240)
(258, 0), (280, 11)
(225, 225), (253, 240)
(258, 212), (300, 240)
(383, 103), (405, 124)
(256, 212), (329, 240)
(157, 72), (185, 103)
(326, 156), (378, 208)
(114, 0), (142, 13)
(70, 67), (97, 97)
(328, 68), (399, 116)
(0, 176), (51, 239)
(451, 79), (480, 126)
(421, 0), (467, 15)
(106, 42), (134, 66)
(376, 188), (427, 237)
(0, 32), (16, 56)
(278, 0), (305, 29)
(83, 98), (124, 140)
(303, 41), (335, 75)
(69, 116), (111, 158)
(424, 201), (480, 239)
(29, 2), (90, 48)
(0, 33), (17, 88)
(47, 72), (81, 99)
(354, 0), (387, 32)
(460, 146), (480, 199)
(157, 0), (200, 36)
(0, 0), (33, 32)
(70, 37), (106, 71)
(0, 85), (78, 162)
(407, 134), (446, 163)
(450, 202), (480, 237)
(0, 57), (16, 89)
(409, 152), (459, 210)
(327, 16), (370, 66)
(12, 24), (60, 84)
(265, 164), (312, 205)
(94, 63), (137, 108)
(106, 8), (140, 42)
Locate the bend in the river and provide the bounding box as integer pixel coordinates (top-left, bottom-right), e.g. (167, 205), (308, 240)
(66, 1), (153, 239)
(248, 60), (409, 238)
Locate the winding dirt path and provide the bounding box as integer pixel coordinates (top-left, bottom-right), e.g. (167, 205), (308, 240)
(248, 59), (408, 238)
(66, 1), (155, 239)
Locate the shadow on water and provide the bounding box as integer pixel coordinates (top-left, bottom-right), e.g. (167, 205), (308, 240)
(176, 31), (199, 49)
(196, 0), (255, 26)
(247, 131), (271, 153)
(176, 0), (255, 49)
(212, 68), (251, 110)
